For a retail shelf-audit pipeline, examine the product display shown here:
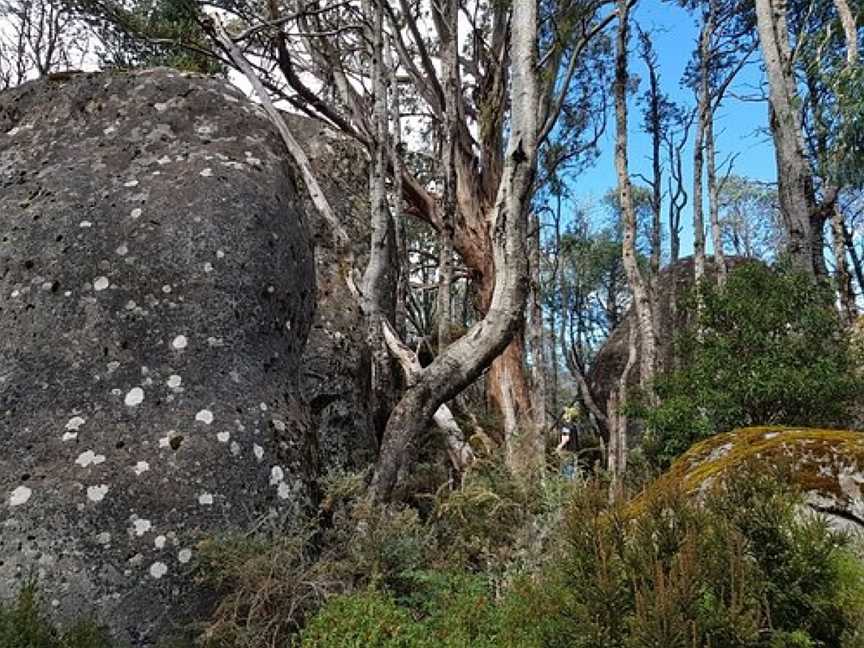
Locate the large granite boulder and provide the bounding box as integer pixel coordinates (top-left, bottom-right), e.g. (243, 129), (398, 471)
(0, 69), (316, 644)
(633, 427), (864, 531)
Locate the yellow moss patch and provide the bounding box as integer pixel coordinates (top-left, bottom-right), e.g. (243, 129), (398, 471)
(627, 427), (864, 518)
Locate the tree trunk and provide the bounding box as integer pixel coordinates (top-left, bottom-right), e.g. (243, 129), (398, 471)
(369, 0), (538, 500)
(832, 205), (857, 324)
(754, 0), (823, 275)
(360, 0), (399, 437)
(693, 13), (711, 286)
(614, 0), (658, 389)
(528, 212), (548, 436)
(842, 217), (864, 301)
(436, 0), (458, 352)
(608, 323), (636, 502)
(833, 0), (859, 66)
(706, 112), (726, 285)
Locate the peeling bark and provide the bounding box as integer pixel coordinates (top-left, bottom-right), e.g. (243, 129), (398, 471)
(369, 0), (538, 500)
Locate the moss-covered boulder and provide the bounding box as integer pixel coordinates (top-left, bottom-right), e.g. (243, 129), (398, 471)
(635, 427), (864, 529)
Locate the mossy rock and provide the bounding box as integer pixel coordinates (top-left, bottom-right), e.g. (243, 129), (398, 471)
(631, 427), (864, 528)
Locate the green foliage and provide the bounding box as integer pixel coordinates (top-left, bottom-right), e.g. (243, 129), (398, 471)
(299, 590), (415, 648)
(0, 579), (110, 648)
(192, 451), (864, 648)
(640, 263), (862, 466)
(72, 0), (221, 73)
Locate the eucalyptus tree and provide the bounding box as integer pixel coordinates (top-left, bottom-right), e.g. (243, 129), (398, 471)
(681, 0), (757, 285)
(75, 0), (618, 494)
(751, 0), (863, 277)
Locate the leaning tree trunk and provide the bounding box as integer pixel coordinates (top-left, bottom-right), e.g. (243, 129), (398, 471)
(369, 0), (539, 501)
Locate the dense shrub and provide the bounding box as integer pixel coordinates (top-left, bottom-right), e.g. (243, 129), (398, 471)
(641, 263), (862, 466)
(295, 468), (864, 648)
(0, 579), (110, 648)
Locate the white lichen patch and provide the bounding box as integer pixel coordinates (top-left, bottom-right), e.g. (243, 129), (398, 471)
(130, 207), (142, 219)
(9, 485), (32, 506)
(199, 168), (213, 177)
(216, 431), (230, 443)
(65, 416), (86, 431)
(95, 532), (111, 545)
(154, 535), (167, 549)
(203, 262), (213, 273)
(277, 482), (292, 500)
(123, 179), (139, 188)
(93, 276), (110, 291)
(195, 409), (214, 425)
(270, 466), (284, 485)
(87, 484), (109, 502)
(131, 518), (152, 536)
(79, 220), (92, 228)
(705, 442), (733, 463)
(198, 492), (213, 505)
(124, 387), (145, 407)
(166, 374), (182, 389)
(133, 461), (150, 476)
(161, 284), (172, 294)
(171, 335), (188, 350)
(253, 444), (264, 461)
(75, 450), (106, 468)
(149, 562), (168, 579)
(216, 249), (225, 259)
(178, 548), (193, 564)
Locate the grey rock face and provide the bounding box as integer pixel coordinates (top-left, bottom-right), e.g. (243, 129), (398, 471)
(285, 115), (379, 475)
(0, 69), (315, 644)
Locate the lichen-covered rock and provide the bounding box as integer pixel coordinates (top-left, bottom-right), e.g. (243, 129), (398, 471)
(284, 114), (380, 474)
(0, 69), (315, 644)
(639, 427), (864, 529)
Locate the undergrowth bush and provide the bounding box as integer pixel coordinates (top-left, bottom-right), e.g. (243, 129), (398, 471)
(0, 579), (110, 648)
(639, 263), (862, 466)
(197, 456), (864, 648)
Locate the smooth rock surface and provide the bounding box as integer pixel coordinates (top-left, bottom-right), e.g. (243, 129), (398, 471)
(0, 69), (315, 644)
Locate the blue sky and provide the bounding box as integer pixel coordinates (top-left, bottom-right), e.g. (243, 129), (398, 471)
(570, 0), (777, 256)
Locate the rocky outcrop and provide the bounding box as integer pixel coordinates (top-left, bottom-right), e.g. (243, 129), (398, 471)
(285, 115), (380, 474)
(589, 256), (757, 414)
(633, 427), (864, 531)
(0, 69), (316, 644)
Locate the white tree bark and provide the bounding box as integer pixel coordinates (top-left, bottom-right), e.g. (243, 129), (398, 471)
(693, 12), (711, 287)
(368, 0), (539, 499)
(833, 0), (859, 65)
(614, 0), (658, 389)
